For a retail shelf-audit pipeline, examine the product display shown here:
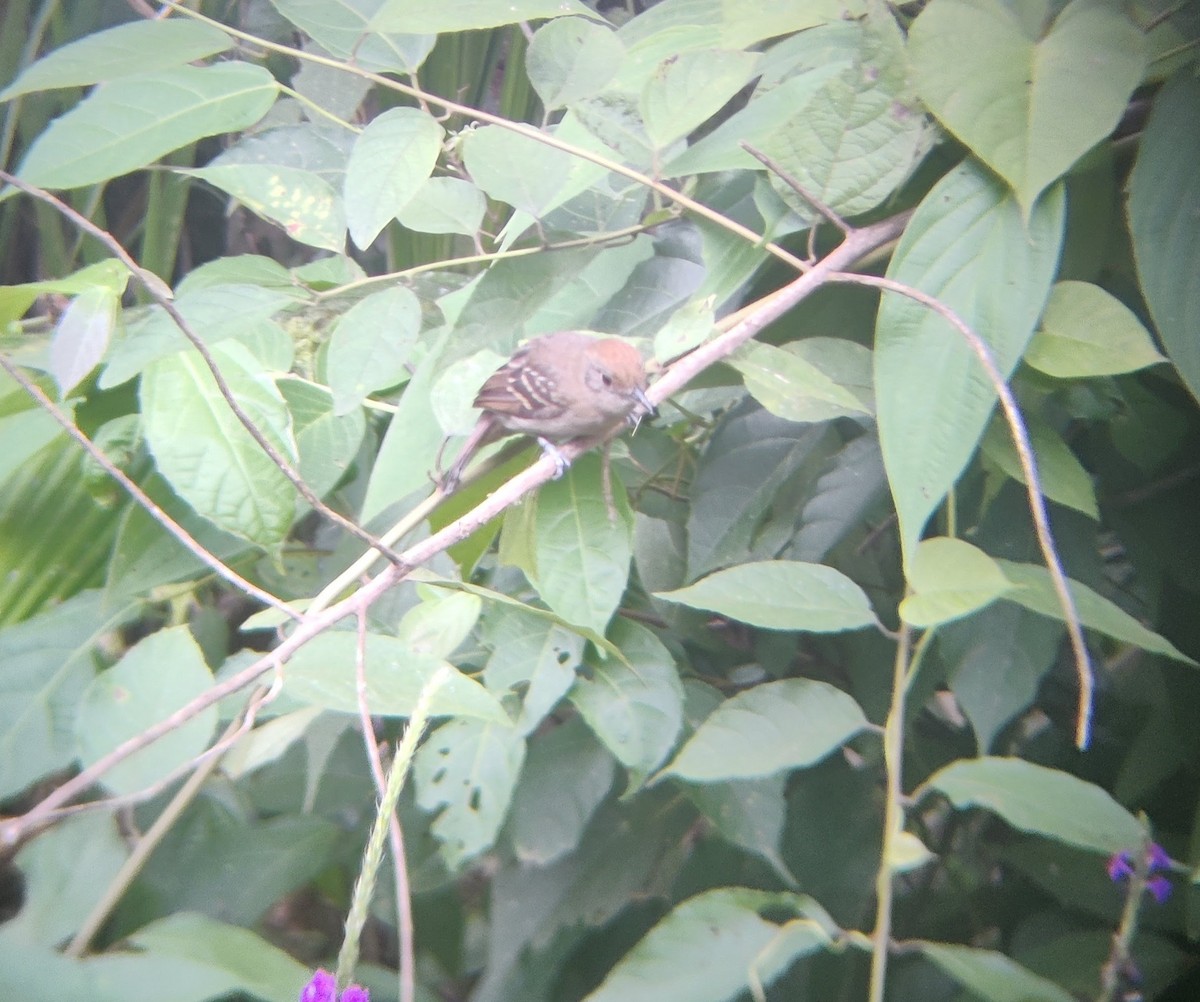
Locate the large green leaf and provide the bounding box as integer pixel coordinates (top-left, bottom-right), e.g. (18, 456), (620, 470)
(921, 756), (1143, 854)
(656, 560), (877, 633)
(899, 537), (1014, 628)
(1128, 70), (1200, 406)
(910, 0), (1147, 216)
(918, 941), (1076, 1002)
(661, 679), (869, 782)
(372, 0), (595, 33)
(414, 716), (526, 867)
(141, 341), (296, 547)
(187, 164), (345, 253)
(0, 593), (136, 800)
(270, 0), (434, 74)
(532, 454), (635, 635)
(583, 889), (828, 1002)
(754, 11), (928, 221)
(281, 632), (508, 722)
(508, 718), (614, 865)
(0, 20), (232, 100)
(568, 619), (683, 777)
(640, 49), (760, 150)
(17, 63), (278, 189)
(344, 107), (444, 248)
(1023, 280), (1165, 379)
(325, 286), (422, 415)
(76, 626), (217, 796)
(730, 340), (870, 424)
(994, 558), (1196, 664)
(875, 159), (1064, 565)
(527, 17), (623, 109)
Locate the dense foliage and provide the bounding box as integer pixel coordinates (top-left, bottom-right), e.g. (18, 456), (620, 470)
(1, 1), (1199, 1000)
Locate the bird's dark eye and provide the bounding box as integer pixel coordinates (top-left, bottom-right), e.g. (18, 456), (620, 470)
(601, 373), (613, 387)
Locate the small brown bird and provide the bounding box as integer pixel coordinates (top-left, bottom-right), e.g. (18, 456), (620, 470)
(438, 331), (653, 492)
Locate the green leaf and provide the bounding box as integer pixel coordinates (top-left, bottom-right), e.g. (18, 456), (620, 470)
(640, 49), (760, 149)
(278, 379), (366, 499)
(482, 605), (585, 735)
(0, 381), (69, 489)
(282, 631), (508, 721)
(661, 679), (869, 782)
(900, 537), (1015, 628)
(462, 124), (578, 216)
(0, 20), (233, 100)
(1128, 70), (1200, 406)
(663, 65), (847, 177)
(921, 756), (1144, 854)
(0, 591), (138, 800)
(730, 340), (870, 424)
(101, 283), (299, 389)
(980, 415), (1098, 520)
(527, 17), (623, 109)
(414, 716), (526, 867)
(372, 0), (596, 33)
(532, 455), (634, 635)
(396, 176), (487, 236)
(395, 589), (481, 660)
(1023, 281), (1165, 378)
(5, 813), (127, 946)
(656, 560), (877, 633)
(0, 259), (128, 330)
(17, 63), (278, 189)
(187, 164), (346, 253)
(344, 107), (444, 249)
(125, 912), (309, 1001)
(509, 717), (614, 864)
(685, 775), (795, 884)
(919, 941), (1076, 1002)
(568, 619), (683, 776)
(48, 286), (117, 396)
(755, 12), (928, 221)
(875, 159), (1064, 565)
(140, 341), (296, 547)
(76, 626), (217, 796)
(360, 328), (449, 522)
(994, 558), (1196, 665)
(271, 0), (434, 74)
(582, 888), (821, 1002)
(326, 286), (422, 414)
(910, 0), (1147, 216)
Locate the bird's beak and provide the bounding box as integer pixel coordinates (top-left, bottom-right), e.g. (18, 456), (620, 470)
(633, 387), (656, 418)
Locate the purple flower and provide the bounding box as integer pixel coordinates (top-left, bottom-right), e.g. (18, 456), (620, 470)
(1146, 842), (1171, 874)
(301, 970), (337, 1002)
(340, 987), (370, 1002)
(1146, 875), (1172, 904)
(1107, 851), (1134, 882)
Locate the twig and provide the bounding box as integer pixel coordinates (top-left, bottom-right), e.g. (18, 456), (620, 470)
(0, 353), (297, 618)
(740, 142), (852, 235)
(828, 271), (1093, 750)
(0, 169), (406, 570)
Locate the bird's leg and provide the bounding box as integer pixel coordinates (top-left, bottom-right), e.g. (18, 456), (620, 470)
(536, 437), (570, 479)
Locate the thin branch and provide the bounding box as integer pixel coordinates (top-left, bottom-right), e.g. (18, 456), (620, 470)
(0, 353), (297, 618)
(739, 142), (852, 235)
(869, 622), (914, 1002)
(828, 271), (1094, 749)
(0, 169), (406, 570)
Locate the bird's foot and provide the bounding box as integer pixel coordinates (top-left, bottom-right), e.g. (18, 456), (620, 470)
(537, 438), (570, 479)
